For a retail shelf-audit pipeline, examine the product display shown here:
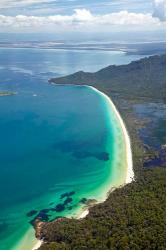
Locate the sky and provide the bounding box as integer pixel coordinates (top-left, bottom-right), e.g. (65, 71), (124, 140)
(0, 0), (166, 39)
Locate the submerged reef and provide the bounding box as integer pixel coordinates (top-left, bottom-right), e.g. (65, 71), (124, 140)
(27, 191), (76, 226)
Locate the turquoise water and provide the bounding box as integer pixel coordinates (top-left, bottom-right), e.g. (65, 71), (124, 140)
(0, 48), (140, 250)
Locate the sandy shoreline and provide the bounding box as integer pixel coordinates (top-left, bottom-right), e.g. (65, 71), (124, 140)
(33, 85), (134, 250)
(73, 86), (134, 219)
(32, 240), (43, 250)
(89, 86), (134, 184)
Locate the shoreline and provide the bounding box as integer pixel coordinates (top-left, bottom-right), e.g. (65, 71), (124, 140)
(33, 84), (134, 250)
(32, 240), (43, 250)
(88, 86), (134, 184)
(71, 85), (134, 220)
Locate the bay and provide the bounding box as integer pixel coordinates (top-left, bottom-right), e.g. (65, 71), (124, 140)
(0, 47), (141, 250)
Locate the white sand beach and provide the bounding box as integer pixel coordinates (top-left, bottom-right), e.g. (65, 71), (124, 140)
(32, 240), (42, 250)
(89, 86), (134, 185)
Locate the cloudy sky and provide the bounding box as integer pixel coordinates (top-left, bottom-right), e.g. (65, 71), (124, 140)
(0, 0), (166, 34)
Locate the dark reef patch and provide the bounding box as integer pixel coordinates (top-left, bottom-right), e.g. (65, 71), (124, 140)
(30, 211), (50, 226)
(68, 191), (75, 196)
(96, 152), (109, 161)
(40, 209), (50, 214)
(49, 202), (54, 206)
(28, 191), (76, 225)
(51, 204), (65, 212)
(53, 137), (105, 154)
(80, 198), (88, 204)
(73, 151), (109, 161)
(26, 210), (38, 217)
(37, 212), (50, 221)
(63, 197), (73, 206)
(60, 191), (75, 200)
(52, 133), (107, 161)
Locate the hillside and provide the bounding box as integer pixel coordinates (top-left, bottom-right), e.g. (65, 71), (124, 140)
(50, 54), (166, 99)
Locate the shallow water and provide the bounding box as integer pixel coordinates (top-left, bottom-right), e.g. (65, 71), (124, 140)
(0, 48), (140, 250)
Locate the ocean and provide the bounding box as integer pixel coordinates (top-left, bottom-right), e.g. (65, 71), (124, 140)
(0, 47), (140, 250)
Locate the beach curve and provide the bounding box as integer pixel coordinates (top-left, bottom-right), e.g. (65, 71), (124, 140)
(33, 84), (134, 250)
(73, 85), (134, 218)
(89, 86), (134, 184)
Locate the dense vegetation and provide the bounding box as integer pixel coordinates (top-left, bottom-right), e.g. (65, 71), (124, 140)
(50, 53), (166, 99)
(38, 54), (166, 250)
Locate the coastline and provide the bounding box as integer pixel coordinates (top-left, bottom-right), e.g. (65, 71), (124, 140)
(70, 85), (134, 220)
(88, 86), (134, 184)
(32, 240), (43, 250)
(32, 84), (134, 250)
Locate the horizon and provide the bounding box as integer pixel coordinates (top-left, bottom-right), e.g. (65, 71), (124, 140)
(0, 30), (166, 43)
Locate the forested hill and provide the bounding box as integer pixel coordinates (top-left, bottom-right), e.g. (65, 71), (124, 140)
(49, 53), (166, 99)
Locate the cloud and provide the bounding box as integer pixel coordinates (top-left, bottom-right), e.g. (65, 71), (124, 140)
(153, 0), (166, 21)
(0, 0), (55, 8)
(0, 8), (165, 32)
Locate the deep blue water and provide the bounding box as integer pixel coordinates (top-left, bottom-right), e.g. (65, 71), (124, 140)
(0, 47), (142, 249)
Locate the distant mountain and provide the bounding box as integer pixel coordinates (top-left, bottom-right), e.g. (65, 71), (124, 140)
(50, 53), (166, 99)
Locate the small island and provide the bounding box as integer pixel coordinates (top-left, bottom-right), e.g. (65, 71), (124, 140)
(0, 91), (17, 97)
